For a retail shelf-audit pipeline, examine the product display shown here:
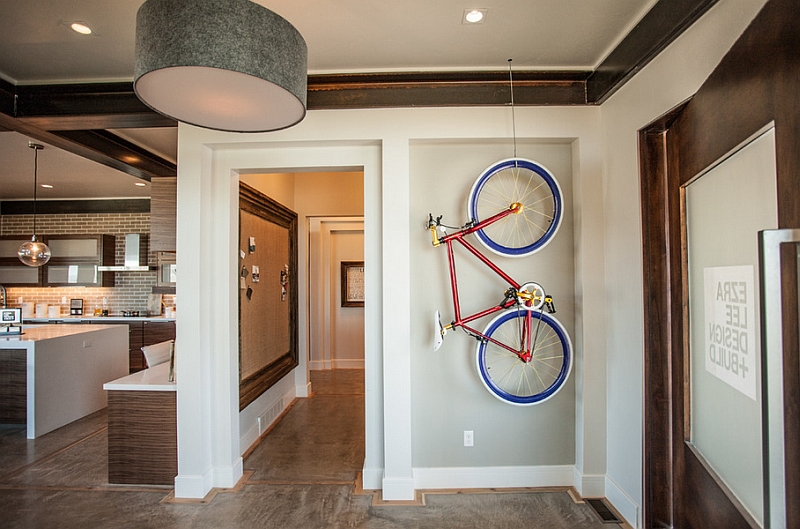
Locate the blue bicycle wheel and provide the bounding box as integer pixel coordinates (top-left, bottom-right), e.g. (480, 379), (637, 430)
(467, 158), (563, 257)
(476, 309), (572, 405)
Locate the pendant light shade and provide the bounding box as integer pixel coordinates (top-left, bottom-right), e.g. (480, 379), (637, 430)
(134, 0), (308, 133)
(18, 143), (51, 267)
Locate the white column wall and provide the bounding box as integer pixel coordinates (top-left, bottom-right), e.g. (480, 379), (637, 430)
(174, 106), (605, 502)
(599, 0), (769, 526)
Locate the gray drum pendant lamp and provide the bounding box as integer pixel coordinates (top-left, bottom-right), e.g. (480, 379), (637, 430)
(18, 143), (51, 267)
(134, 0), (308, 133)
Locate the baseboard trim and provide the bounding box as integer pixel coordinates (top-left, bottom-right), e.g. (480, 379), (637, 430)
(333, 358), (365, 369)
(362, 467), (384, 490)
(310, 359), (365, 370)
(604, 475), (641, 529)
(572, 467), (606, 497)
(413, 465), (574, 490)
(174, 466), (215, 499)
(382, 476), (415, 500)
(213, 457), (244, 489)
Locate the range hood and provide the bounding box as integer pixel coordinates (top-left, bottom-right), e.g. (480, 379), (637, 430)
(98, 234), (155, 272)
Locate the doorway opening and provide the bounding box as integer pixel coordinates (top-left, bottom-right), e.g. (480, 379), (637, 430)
(237, 170), (366, 481)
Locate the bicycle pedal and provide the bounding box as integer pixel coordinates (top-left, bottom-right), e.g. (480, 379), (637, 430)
(433, 310), (445, 351)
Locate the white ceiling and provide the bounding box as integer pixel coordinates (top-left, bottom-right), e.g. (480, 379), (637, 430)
(0, 0), (659, 200)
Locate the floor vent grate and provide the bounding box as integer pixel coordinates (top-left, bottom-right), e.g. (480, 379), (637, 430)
(586, 498), (623, 524)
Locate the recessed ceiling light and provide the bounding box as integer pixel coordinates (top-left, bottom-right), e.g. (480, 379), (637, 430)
(70, 22), (92, 35)
(134, 182), (147, 187)
(40, 184), (53, 189)
(463, 9), (486, 24)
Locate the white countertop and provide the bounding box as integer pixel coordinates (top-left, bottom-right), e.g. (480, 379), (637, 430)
(103, 362), (175, 392)
(0, 323), (126, 346)
(24, 316), (176, 323)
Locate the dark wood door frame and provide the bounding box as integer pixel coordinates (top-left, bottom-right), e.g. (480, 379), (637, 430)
(640, 0), (800, 526)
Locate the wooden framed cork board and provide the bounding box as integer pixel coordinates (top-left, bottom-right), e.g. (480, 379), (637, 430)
(238, 183), (298, 410)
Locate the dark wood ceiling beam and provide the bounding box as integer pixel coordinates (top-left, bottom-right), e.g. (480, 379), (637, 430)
(0, 111), (171, 181)
(0, 78), (15, 116)
(307, 71), (590, 108)
(13, 82), (175, 129)
(54, 129), (176, 178)
(1, 82), (176, 179)
(587, 0), (720, 103)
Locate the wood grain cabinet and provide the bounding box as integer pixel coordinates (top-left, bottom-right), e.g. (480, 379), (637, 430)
(128, 320), (176, 373)
(0, 236), (42, 286)
(44, 234), (115, 287)
(0, 234), (116, 287)
(150, 177), (176, 252)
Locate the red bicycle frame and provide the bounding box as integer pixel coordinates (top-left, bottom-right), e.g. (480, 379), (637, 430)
(429, 205), (551, 362)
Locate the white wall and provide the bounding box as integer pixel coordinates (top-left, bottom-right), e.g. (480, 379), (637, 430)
(409, 140), (576, 472)
(599, 0), (769, 526)
(309, 218), (365, 370)
(330, 230), (365, 368)
(175, 105), (605, 504)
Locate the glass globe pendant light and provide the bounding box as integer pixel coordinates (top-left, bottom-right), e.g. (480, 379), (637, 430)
(18, 142), (51, 267)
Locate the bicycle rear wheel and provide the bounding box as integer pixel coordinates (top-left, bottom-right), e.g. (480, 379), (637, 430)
(467, 158), (563, 257)
(476, 309), (572, 405)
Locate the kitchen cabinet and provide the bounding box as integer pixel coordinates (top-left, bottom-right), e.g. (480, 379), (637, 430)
(127, 320), (176, 373)
(150, 177), (176, 252)
(104, 364), (177, 485)
(0, 236), (41, 285)
(44, 235), (115, 287)
(0, 234), (115, 287)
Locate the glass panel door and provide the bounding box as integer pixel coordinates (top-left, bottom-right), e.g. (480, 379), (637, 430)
(684, 128), (778, 527)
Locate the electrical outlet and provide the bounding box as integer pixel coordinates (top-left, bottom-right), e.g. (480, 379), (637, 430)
(464, 430), (474, 447)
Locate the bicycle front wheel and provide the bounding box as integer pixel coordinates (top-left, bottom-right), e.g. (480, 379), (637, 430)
(467, 158), (563, 257)
(476, 309), (572, 405)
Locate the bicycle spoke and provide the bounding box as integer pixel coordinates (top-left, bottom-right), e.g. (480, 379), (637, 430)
(477, 308), (571, 404)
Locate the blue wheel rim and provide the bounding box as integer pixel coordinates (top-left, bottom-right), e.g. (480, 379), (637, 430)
(477, 310), (570, 404)
(469, 158), (562, 256)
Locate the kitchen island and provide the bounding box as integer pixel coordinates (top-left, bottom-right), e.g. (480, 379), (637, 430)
(0, 324), (128, 438)
(104, 362), (177, 485)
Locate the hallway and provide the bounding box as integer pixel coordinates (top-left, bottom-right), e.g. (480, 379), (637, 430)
(0, 370), (621, 528)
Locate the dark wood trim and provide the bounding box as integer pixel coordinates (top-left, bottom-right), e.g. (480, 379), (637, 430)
(0, 78), (15, 117)
(308, 71), (590, 108)
(13, 82), (169, 125)
(53, 130), (176, 178)
(0, 199), (150, 215)
(639, 102), (688, 529)
(238, 183), (299, 411)
(587, 0), (720, 103)
(780, 242), (800, 527)
(0, 111), (169, 181)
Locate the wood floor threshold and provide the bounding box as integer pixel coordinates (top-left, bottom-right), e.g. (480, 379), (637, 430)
(0, 483), (172, 493)
(353, 482), (589, 508)
(0, 426), (107, 483)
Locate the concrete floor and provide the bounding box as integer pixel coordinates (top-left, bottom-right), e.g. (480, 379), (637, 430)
(0, 369), (620, 528)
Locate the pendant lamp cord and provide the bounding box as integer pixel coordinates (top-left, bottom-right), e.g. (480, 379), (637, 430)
(508, 59), (517, 159)
(32, 145), (39, 237)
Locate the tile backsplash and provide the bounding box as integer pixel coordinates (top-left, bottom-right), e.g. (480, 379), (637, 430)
(0, 212), (175, 315)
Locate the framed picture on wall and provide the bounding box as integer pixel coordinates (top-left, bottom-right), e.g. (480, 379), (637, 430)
(341, 261), (364, 307)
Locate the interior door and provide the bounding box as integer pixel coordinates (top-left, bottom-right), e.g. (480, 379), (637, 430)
(641, 0), (800, 527)
(677, 127), (777, 529)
